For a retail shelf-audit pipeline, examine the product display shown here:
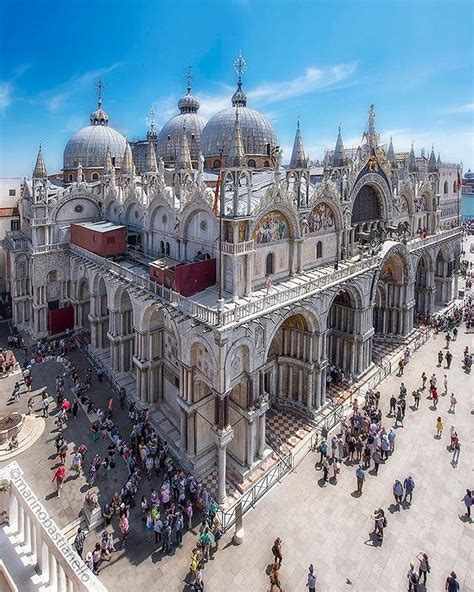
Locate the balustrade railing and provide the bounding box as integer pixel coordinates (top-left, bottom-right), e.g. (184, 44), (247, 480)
(407, 227), (462, 251)
(221, 240), (255, 254)
(33, 242), (69, 254)
(0, 462), (108, 592)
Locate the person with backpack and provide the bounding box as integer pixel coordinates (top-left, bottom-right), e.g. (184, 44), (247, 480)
(371, 508), (386, 541)
(318, 439), (328, 464)
(271, 537), (283, 566)
(406, 562), (419, 591)
(306, 564), (317, 592)
(445, 571), (460, 592)
(269, 562), (284, 591)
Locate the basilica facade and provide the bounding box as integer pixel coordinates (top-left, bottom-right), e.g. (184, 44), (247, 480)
(3, 68), (462, 503)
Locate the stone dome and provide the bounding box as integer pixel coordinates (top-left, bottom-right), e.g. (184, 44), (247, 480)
(201, 105), (277, 159)
(156, 90), (206, 165)
(63, 101), (127, 170)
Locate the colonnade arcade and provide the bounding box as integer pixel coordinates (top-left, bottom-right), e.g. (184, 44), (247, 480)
(266, 314), (324, 409)
(373, 251), (414, 338)
(327, 290), (373, 378)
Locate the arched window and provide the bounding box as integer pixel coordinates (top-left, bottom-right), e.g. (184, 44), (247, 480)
(316, 241), (323, 258)
(91, 172), (99, 180)
(266, 252), (275, 275)
(453, 180), (457, 193)
(351, 185), (381, 223)
(111, 157), (116, 167)
(248, 159), (256, 168)
(160, 240), (165, 254)
(264, 160), (270, 168)
(165, 242), (170, 256)
(443, 180), (448, 194)
(68, 174), (73, 182)
(213, 159), (221, 169)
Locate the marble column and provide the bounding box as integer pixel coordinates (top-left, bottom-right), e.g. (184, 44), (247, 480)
(35, 529), (44, 575)
(217, 445), (227, 504)
(258, 414), (266, 458)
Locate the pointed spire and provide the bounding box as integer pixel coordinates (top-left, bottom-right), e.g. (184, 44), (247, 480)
(145, 137), (158, 173)
(104, 146), (114, 174)
(228, 110), (246, 168)
(332, 126), (346, 167)
(175, 126), (192, 170)
(290, 120), (306, 169)
(386, 136), (396, 164)
(33, 144), (47, 178)
(121, 143), (134, 175)
(437, 152), (442, 166)
(365, 104), (378, 149)
(428, 145), (437, 172)
(408, 143), (417, 172)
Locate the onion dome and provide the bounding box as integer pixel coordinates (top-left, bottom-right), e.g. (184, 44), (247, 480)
(201, 53), (277, 164)
(156, 80), (206, 165)
(63, 98), (126, 172)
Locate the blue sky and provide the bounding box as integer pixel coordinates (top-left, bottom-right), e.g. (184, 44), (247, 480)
(0, 0), (473, 177)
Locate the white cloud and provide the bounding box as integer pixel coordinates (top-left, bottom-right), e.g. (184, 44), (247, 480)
(37, 63), (122, 113)
(446, 103), (474, 114)
(0, 82), (12, 112)
(248, 63), (357, 104)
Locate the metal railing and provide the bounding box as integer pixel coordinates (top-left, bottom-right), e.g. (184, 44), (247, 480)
(216, 451), (293, 532)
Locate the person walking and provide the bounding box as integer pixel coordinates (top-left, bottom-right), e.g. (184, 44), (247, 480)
(271, 538), (283, 566)
(119, 513), (129, 547)
(395, 405), (404, 427)
(269, 562), (284, 592)
(416, 552), (430, 586)
(393, 479), (403, 506)
(52, 465), (66, 498)
(413, 389), (421, 409)
(398, 358), (405, 376)
(306, 564), (317, 592)
(445, 332), (451, 349)
(389, 394), (397, 416)
(332, 459), (340, 483)
(446, 350), (453, 369)
(356, 465), (365, 494)
(318, 439), (328, 464)
(432, 389), (439, 408)
(443, 374), (448, 394)
(449, 393), (457, 413)
(406, 563), (419, 592)
(462, 490), (472, 519)
(72, 400), (78, 419)
(421, 372), (427, 389)
(41, 392), (50, 417)
(436, 416), (444, 438)
(27, 397), (34, 415)
(404, 476), (415, 504)
(388, 429), (396, 453)
(74, 527), (87, 559)
(452, 439), (461, 464)
(445, 571), (460, 592)
(437, 351), (444, 366)
(322, 457), (330, 484)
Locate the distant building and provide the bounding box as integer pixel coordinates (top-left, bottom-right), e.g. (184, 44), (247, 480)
(0, 178), (21, 314)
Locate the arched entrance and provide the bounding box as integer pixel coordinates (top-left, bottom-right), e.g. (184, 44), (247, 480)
(327, 291), (358, 380)
(434, 248), (453, 305)
(373, 252), (411, 337)
(414, 255), (434, 315)
(267, 314), (318, 408)
(109, 288), (135, 372)
(90, 276), (109, 349)
(76, 277), (91, 330)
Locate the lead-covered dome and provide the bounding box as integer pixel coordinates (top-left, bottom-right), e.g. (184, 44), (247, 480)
(156, 88), (206, 166)
(63, 100), (127, 171)
(201, 81), (277, 160)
